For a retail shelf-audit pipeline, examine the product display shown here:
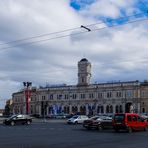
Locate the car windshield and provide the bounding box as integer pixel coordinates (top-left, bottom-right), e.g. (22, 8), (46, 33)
(9, 115), (17, 119)
(72, 115), (78, 119)
(90, 116), (100, 120)
(114, 114), (125, 122)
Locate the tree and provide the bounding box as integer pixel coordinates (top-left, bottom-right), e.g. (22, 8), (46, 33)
(4, 104), (11, 116)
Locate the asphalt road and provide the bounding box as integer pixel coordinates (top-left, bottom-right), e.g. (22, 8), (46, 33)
(0, 119), (148, 148)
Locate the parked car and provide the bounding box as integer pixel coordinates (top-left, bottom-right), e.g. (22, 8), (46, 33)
(83, 116), (113, 130)
(54, 114), (68, 119)
(140, 115), (148, 127)
(3, 114), (32, 126)
(67, 115), (88, 124)
(113, 113), (147, 133)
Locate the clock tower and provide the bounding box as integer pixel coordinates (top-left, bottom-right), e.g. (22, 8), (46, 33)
(78, 58), (91, 86)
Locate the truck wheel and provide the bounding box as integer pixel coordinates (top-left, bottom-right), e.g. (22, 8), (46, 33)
(114, 128), (119, 132)
(144, 126), (147, 131)
(127, 127), (132, 133)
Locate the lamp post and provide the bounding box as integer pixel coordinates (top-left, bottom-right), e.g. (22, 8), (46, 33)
(23, 82), (32, 115)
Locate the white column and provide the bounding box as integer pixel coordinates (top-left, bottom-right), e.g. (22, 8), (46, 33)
(86, 104), (89, 115)
(69, 104), (72, 114)
(77, 104), (80, 112)
(137, 103), (140, 113)
(122, 103), (125, 113)
(38, 105), (41, 116)
(46, 105), (49, 115)
(103, 105), (106, 114)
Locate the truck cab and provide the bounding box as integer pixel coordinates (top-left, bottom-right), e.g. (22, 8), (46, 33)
(113, 113), (147, 133)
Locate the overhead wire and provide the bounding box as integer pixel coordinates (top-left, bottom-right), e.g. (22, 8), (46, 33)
(0, 12), (146, 47)
(0, 21), (106, 46)
(0, 19), (147, 51)
(0, 21), (147, 53)
(0, 12), (147, 52)
(0, 26), (82, 46)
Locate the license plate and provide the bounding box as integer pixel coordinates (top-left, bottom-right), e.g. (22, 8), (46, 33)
(116, 123), (122, 125)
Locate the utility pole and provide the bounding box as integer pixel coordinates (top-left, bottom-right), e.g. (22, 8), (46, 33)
(23, 82), (32, 115)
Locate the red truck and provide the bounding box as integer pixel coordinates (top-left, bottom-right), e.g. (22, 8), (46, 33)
(113, 113), (147, 133)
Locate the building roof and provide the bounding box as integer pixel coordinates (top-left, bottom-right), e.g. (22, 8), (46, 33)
(80, 58), (88, 62)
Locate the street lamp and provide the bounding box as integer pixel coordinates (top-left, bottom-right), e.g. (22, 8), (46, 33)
(23, 82), (32, 114)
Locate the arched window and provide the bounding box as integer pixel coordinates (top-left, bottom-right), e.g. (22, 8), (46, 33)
(106, 105), (109, 113)
(80, 106), (86, 115)
(119, 105), (122, 113)
(72, 106), (78, 114)
(101, 106), (104, 113)
(64, 106), (69, 114)
(142, 108), (145, 113)
(110, 105), (113, 113)
(115, 105), (119, 113)
(97, 106), (101, 114)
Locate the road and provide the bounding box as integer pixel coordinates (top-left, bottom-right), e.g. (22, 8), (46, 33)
(0, 119), (148, 148)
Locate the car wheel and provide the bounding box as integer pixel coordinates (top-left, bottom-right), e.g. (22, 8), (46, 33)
(27, 120), (31, 125)
(115, 128), (119, 133)
(144, 126), (147, 131)
(11, 121), (15, 126)
(98, 125), (103, 131)
(86, 127), (91, 130)
(127, 127), (132, 133)
(75, 121), (78, 124)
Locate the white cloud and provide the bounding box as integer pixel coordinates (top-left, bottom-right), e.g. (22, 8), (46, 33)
(79, 0), (137, 19)
(0, 0), (148, 108)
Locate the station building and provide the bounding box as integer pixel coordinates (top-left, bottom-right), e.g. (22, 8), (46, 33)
(12, 58), (148, 116)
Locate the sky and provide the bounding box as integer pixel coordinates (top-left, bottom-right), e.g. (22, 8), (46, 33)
(0, 0), (148, 108)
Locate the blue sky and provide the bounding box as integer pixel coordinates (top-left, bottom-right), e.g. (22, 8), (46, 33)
(70, 0), (148, 24)
(70, 0), (95, 10)
(0, 0), (148, 108)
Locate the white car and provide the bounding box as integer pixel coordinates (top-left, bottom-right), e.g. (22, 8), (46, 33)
(67, 115), (88, 124)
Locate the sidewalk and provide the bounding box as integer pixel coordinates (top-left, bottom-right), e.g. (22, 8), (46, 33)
(0, 117), (67, 124)
(32, 118), (67, 123)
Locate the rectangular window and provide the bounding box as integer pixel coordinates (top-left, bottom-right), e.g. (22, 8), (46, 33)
(141, 91), (145, 98)
(81, 94), (85, 99)
(137, 116), (142, 122)
(126, 90), (133, 97)
(42, 96), (46, 101)
(127, 116), (132, 122)
(107, 92), (112, 98)
(116, 91), (122, 97)
(72, 94), (77, 99)
(82, 77), (84, 83)
(65, 94), (69, 99)
(98, 92), (102, 98)
(57, 94), (62, 100)
(89, 93), (94, 98)
(49, 94), (53, 100)
(132, 116), (137, 122)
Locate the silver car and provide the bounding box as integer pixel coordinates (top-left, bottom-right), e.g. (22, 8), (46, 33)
(67, 115), (88, 124)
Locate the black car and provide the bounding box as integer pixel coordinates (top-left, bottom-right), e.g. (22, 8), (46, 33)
(3, 114), (32, 126)
(83, 116), (113, 130)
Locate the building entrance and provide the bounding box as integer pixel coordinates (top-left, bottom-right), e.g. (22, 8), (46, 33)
(125, 102), (132, 113)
